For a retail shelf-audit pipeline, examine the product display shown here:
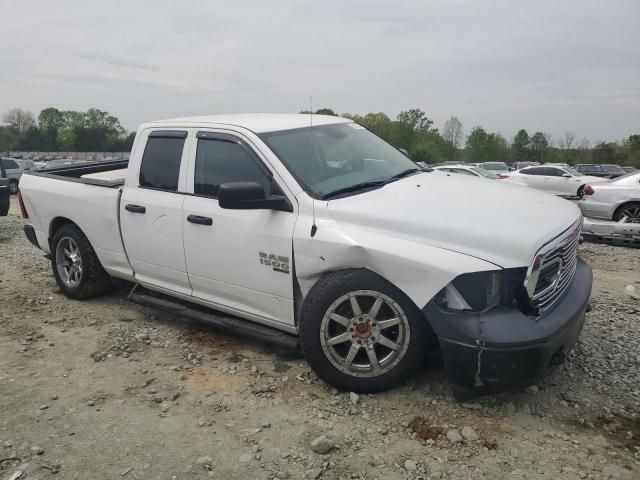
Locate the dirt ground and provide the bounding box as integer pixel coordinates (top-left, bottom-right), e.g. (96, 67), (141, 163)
(1, 199), (638, 480)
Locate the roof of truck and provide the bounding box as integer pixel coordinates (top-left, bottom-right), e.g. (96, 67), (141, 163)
(151, 113), (351, 133)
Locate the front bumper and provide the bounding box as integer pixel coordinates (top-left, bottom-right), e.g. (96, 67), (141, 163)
(423, 257), (592, 400)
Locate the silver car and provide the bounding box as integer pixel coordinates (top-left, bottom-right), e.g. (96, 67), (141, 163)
(0, 157), (25, 194)
(579, 172), (640, 223)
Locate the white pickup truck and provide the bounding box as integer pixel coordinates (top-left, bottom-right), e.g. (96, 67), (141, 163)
(19, 114), (592, 398)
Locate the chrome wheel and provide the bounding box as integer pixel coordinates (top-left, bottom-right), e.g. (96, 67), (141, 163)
(320, 290), (410, 378)
(619, 205), (640, 223)
(55, 236), (83, 288)
(9, 181), (18, 194)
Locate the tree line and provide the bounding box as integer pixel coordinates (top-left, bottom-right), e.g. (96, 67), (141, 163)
(0, 107), (135, 152)
(306, 108), (640, 167)
(2, 106), (639, 167)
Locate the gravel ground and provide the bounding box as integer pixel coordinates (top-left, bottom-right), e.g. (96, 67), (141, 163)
(0, 200), (638, 480)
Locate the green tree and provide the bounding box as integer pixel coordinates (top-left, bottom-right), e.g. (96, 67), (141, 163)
(465, 127), (508, 162)
(512, 129), (531, 162)
(530, 132), (549, 162)
(0, 126), (19, 151)
(396, 109), (437, 134)
(38, 107), (66, 132)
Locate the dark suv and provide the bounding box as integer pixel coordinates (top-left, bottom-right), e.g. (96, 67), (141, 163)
(575, 164), (626, 179)
(0, 160), (9, 216)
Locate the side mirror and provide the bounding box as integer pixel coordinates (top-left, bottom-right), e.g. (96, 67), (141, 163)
(218, 181), (293, 212)
(561, 173), (571, 178)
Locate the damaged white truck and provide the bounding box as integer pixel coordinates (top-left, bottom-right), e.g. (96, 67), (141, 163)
(18, 114), (592, 398)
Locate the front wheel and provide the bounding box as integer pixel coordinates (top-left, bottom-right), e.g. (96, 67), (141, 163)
(51, 224), (111, 299)
(299, 269), (428, 392)
(9, 180), (18, 195)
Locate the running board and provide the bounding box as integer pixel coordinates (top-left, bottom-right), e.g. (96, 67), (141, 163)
(129, 291), (299, 350)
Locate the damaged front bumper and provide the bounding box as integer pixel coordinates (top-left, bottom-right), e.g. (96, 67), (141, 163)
(423, 257), (592, 400)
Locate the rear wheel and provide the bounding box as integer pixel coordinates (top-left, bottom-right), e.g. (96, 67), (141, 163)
(9, 180), (18, 195)
(613, 202), (640, 223)
(51, 224), (110, 299)
(299, 269), (428, 392)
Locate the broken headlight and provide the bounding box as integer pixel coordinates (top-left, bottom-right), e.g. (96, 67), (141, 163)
(435, 268), (534, 313)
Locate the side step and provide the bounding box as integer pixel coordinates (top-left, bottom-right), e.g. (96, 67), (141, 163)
(130, 291), (299, 350)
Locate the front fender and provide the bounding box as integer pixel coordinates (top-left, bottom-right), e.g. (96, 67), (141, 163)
(293, 220), (499, 311)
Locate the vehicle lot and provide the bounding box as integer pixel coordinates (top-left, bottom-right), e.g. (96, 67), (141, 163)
(0, 200), (638, 479)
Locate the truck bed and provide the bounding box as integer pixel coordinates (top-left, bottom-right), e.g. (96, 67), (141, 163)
(35, 160), (129, 184)
(19, 160), (134, 281)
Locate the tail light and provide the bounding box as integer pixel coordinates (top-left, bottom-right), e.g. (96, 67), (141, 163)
(18, 189), (29, 218)
(583, 185), (595, 196)
(499, 174), (510, 179)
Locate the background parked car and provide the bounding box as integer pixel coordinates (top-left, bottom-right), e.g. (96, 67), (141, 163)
(17, 158), (37, 173)
(579, 172), (640, 223)
(622, 166), (637, 173)
(433, 164), (499, 178)
(0, 160), (9, 216)
(503, 165), (603, 197)
(480, 161), (510, 175)
(575, 164), (627, 179)
(0, 157), (25, 194)
(513, 161), (540, 170)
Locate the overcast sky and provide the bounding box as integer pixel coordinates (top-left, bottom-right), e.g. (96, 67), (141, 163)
(1, 0), (638, 144)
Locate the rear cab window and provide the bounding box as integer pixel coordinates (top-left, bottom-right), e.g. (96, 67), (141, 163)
(139, 131), (187, 191)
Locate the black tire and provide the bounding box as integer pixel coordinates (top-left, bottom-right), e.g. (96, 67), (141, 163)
(51, 223), (110, 299)
(613, 201), (640, 223)
(577, 184), (585, 198)
(9, 180), (18, 195)
(299, 269), (429, 392)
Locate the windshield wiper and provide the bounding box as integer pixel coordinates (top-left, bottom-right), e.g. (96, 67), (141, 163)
(321, 180), (388, 199)
(321, 168), (422, 200)
(386, 168), (420, 182)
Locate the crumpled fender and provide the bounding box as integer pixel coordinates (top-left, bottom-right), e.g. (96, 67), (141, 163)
(293, 203), (499, 311)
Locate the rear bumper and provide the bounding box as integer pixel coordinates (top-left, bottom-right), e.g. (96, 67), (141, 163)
(423, 257), (592, 400)
(578, 198), (615, 220)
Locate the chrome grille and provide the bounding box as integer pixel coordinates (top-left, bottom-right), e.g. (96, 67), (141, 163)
(527, 219), (581, 311)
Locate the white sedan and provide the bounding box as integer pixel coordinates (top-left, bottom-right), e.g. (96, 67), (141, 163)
(502, 165), (603, 197)
(579, 172), (640, 222)
(433, 164), (500, 178)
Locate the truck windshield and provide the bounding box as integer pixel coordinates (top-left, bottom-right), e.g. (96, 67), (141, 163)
(259, 123), (420, 199)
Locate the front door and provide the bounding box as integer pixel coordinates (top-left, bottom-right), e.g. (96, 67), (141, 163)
(182, 131), (297, 327)
(120, 130), (192, 295)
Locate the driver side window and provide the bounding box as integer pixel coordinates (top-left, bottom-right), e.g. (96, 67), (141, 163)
(194, 135), (272, 198)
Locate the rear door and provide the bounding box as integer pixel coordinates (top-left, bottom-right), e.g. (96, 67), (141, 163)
(0, 162), (9, 216)
(120, 130), (192, 295)
(182, 130), (298, 327)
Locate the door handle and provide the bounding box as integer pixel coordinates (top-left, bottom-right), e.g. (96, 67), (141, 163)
(125, 204), (146, 214)
(187, 214), (213, 226)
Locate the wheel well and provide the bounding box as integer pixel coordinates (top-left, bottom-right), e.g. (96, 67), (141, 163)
(613, 201), (640, 220)
(300, 267), (436, 342)
(49, 217), (79, 248)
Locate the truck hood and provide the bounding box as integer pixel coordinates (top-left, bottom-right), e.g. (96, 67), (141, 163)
(326, 171), (581, 268)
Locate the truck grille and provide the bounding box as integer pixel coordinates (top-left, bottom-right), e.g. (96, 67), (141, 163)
(528, 219), (581, 311)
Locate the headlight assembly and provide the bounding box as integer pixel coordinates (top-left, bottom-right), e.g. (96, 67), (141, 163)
(435, 268), (535, 314)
